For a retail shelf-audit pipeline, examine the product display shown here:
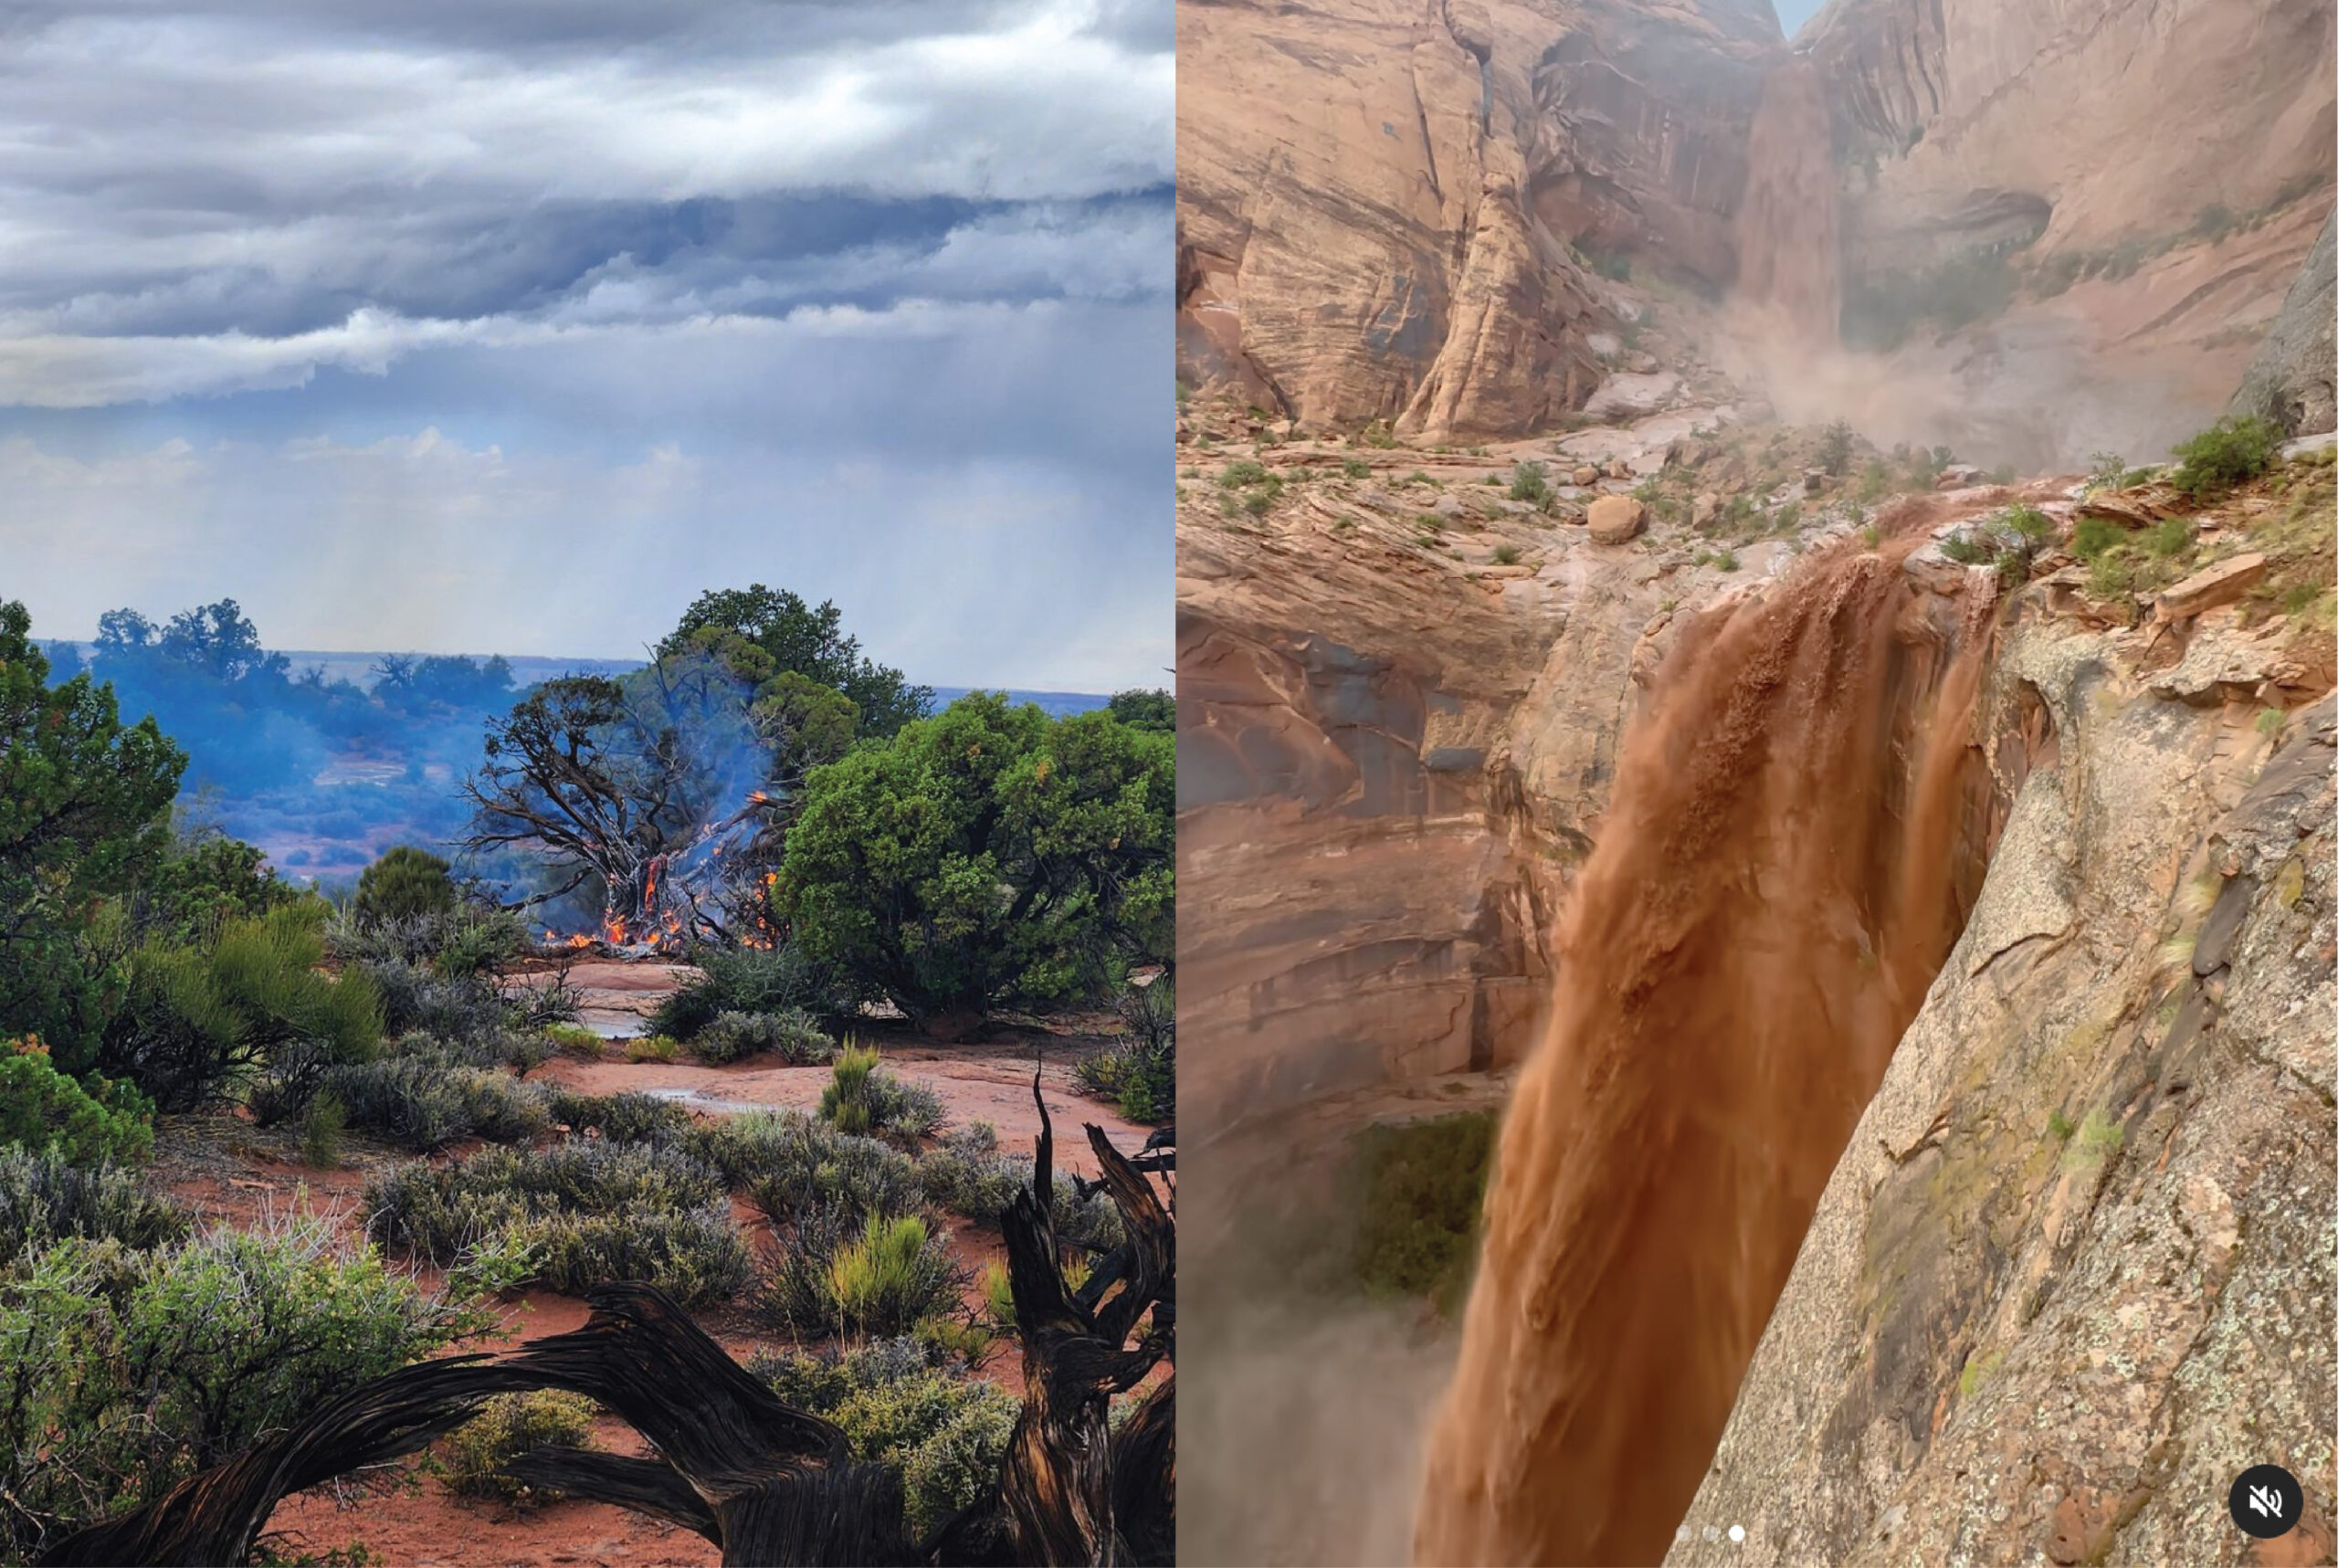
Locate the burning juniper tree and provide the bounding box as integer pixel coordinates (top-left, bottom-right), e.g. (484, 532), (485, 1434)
(461, 651), (780, 949)
(462, 595), (916, 952)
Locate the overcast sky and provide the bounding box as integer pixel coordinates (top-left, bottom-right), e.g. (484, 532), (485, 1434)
(0, 0), (1173, 690)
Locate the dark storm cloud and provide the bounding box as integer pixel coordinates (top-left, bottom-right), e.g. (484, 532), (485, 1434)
(0, 0), (1173, 689)
(0, 0), (1172, 399)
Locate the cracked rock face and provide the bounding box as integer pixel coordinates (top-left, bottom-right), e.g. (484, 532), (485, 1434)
(1667, 625), (2337, 1565)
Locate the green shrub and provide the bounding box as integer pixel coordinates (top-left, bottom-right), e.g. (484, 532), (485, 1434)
(352, 846), (458, 926)
(2088, 550), (2136, 602)
(2143, 516), (2196, 558)
(104, 903), (384, 1116)
(752, 1339), (1018, 1539)
(1507, 462), (1549, 503)
(819, 1043), (944, 1139)
(1217, 460), (1269, 488)
(2072, 515), (2126, 560)
(0, 602), (185, 1080)
(647, 943), (851, 1041)
(779, 697), (1173, 1028)
(1352, 1111), (1497, 1312)
(625, 1034), (680, 1063)
(327, 1057), (551, 1152)
(691, 1109), (922, 1224)
(692, 1007), (836, 1066)
(2171, 416), (2278, 499)
(1818, 421), (1855, 476)
(0, 1145), (183, 1268)
(0, 1040), (154, 1164)
(1490, 543), (1522, 566)
(366, 1141), (748, 1305)
(439, 1391), (598, 1502)
(753, 1208), (965, 1341)
(2004, 504), (2055, 543)
(1074, 1046), (1174, 1125)
(132, 832), (305, 948)
(0, 1217), (476, 1557)
(1939, 530), (1991, 565)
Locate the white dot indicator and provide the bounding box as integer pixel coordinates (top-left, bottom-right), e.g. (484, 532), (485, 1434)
(1729, 1523), (1747, 1543)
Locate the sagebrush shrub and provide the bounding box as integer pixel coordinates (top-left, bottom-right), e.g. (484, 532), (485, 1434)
(911, 1121), (1125, 1251)
(328, 1057), (550, 1152)
(439, 1391), (597, 1502)
(543, 1089), (694, 1145)
(0, 1216), (475, 1558)
(688, 1110), (921, 1224)
(692, 1007), (836, 1066)
(0, 1145), (183, 1268)
(648, 944), (851, 1041)
(365, 1140), (747, 1305)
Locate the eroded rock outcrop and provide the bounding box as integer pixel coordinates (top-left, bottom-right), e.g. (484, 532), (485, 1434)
(2231, 207), (2338, 439)
(1668, 637), (2338, 1564)
(1174, 0), (1781, 438)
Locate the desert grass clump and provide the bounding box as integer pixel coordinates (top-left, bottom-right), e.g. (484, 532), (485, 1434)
(625, 1035), (680, 1064)
(540, 1021), (606, 1056)
(753, 1207), (964, 1342)
(819, 1043), (945, 1140)
(439, 1390), (598, 1502)
(300, 1092), (347, 1168)
(1508, 461), (1549, 503)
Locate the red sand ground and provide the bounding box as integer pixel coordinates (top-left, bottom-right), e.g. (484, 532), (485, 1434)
(145, 976), (1153, 1567)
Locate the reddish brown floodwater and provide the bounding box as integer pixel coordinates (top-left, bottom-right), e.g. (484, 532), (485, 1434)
(1415, 534), (1997, 1565)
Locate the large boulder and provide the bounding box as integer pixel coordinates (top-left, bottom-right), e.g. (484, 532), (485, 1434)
(1586, 495), (1648, 544)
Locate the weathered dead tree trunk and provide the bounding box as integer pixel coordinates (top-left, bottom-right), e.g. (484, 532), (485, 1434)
(991, 1082), (1176, 1566)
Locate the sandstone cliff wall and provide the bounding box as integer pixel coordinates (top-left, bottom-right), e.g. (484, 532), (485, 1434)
(1174, 0), (1782, 437)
